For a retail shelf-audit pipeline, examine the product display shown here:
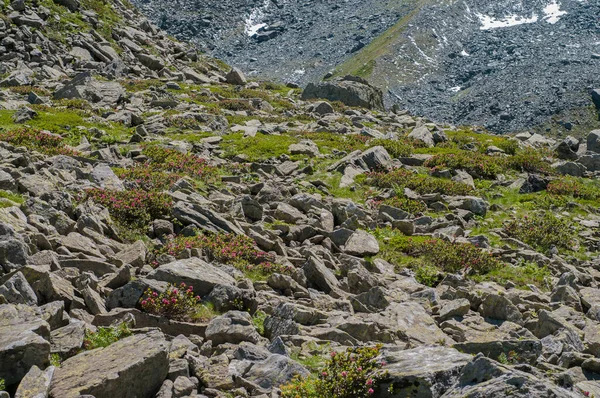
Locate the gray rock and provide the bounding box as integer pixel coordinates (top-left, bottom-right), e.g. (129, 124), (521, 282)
(15, 365), (55, 398)
(377, 346), (471, 397)
(135, 53), (165, 71)
(49, 330), (169, 398)
(90, 164), (124, 191)
(439, 298), (470, 322)
(225, 67), (247, 85)
(302, 76), (384, 110)
(147, 257), (235, 297)
(50, 321), (85, 358)
(587, 130), (600, 154)
(53, 72), (124, 108)
(0, 271), (37, 305)
(343, 230), (379, 257)
(205, 311), (261, 345)
(302, 256), (340, 294)
(53, 0), (80, 11)
(289, 140), (320, 157)
(478, 293), (523, 324)
(552, 161), (586, 177)
(115, 240), (146, 268)
(242, 354), (309, 389)
(313, 101), (335, 115)
(408, 125), (435, 147)
(12, 106), (37, 123)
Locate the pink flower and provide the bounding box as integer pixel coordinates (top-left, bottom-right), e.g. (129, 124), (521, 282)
(141, 300), (147, 306)
(341, 371), (347, 377)
(321, 372), (327, 377)
(172, 289), (178, 295)
(162, 299), (169, 305)
(152, 292), (158, 297)
(368, 388), (374, 394)
(366, 379), (373, 386)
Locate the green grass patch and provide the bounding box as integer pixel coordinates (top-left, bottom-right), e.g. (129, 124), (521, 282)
(220, 132), (298, 161)
(83, 322), (132, 350)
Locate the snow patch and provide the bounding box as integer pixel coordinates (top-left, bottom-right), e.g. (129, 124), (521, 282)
(476, 12), (538, 30)
(543, 1), (567, 24)
(449, 86), (462, 92)
(244, 0), (270, 37)
(460, 50), (470, 56)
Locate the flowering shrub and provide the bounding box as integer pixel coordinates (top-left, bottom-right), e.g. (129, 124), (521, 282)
(367, 169), (474, 196)
(507, 147), (554, 175)
(503, 212), (575, 251)
(403, 238), (503, 275)
(140, 283), (201, 321)
(547, 177), (600, 201)
(83, 322), (132, 350)
(158, 233), (292, 276)
(83, 188), (173, 229)
(142, 145), (219, 182)
(280, 345), (386, 398)
(370, 139), (416, 159)
(0, 127), (78, 156)
(114, 166), (181, 191)
(381, 196), (428, 214)
(424, 152), (504, 179)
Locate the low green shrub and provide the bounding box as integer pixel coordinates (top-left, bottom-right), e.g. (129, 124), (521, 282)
(369, 196), (427, 214)
(114, 167), (181, 191)
(280, 345), (386, 398)
(503, 212), (575, 251)
(370, 139), (414, 158)
(508, 147), (553, 175)
(471, 261), (551, 291)
(0, 378), (5, 391)
(367, 169), (474, 196)
(142, 145), (219, 181)
(83, 322), (132, 350)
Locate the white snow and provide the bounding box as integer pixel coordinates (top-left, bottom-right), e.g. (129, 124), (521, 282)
(476, 12), (538, 30)
(292, 69), (305, 76)
(543, 1), (567, 24)
(460, 50), (470, 56)
(449, 86), (462, 92)
(244, 0), (270, 37)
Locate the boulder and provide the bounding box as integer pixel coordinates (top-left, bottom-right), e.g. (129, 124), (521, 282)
(242, 354), (310, 389)
(408, 125), (435, 148)
(53, 72), (124, 108)
(478, 293), (523, 324)
(302, 76), (384, 110)
(147, 258), (235, 297)
(15, 365), (55, 398)
(205, 311), (261, 345)
(225, 67), (247, 85)
(376, 346), (471, 397)
(343, 229), (379, 257)
(0, 271), (37, 305)
(49, 330), (169, 398)
(587, 130), (600, 154)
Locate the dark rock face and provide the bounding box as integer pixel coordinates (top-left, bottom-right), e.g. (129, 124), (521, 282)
(302, 76), (384, 110)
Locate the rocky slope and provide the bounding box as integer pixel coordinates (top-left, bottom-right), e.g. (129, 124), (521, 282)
(2, 0), (600, 397)
(131, 0), (600, 135)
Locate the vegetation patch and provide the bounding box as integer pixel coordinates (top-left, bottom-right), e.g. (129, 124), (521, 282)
(83, 322), (132, 350)
(140, 283), (210, 321)
(158, 232), (292, 277)
(280, 345), (386, 398)
(367, 168), (474, 196)
(0, 127), (78, 156)
(503, 212), (575, 252)
(547, 177), (600, 201)
(220, 132), (298, 161)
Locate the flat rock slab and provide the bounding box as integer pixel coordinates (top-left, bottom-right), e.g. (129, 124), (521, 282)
(49, 330), (169, 398)
(377, 346), (471, 397)
(147, 257), (235, 297)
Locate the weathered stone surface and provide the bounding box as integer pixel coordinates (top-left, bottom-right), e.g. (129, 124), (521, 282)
(0, 271), (37, 305)
(205, 311), (261, 345)
(242, 354), (310, 389)
(53, 72), (124, 107)
(49, 330), (169, 398)
(302, 76), (384, 109)
(343, 229), (379, 256)
(15, 365), (55, 398)
(147, 258), (235, 296)
(377, 346), (471, 397)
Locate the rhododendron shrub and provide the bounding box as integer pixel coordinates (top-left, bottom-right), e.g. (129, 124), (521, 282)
(280, 345), (386, 398)
(0, 127), (78, 156)
(139, 283), (201, 320)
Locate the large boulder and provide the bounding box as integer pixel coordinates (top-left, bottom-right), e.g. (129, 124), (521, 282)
(302, 76), (384, 110)
(0, 304), (51, 385)
(205, 311), (261, 345)
(49, 330), (169, 398)
(587, 130), (600, 154)
(376, 346), (471, 397)
(147, 257), (235, 297)
(592, 89), (600, 110)
(343, 230), (380, 257)
(53, 72), (124, 107)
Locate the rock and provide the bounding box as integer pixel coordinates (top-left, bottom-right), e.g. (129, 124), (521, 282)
(439, 298), (470, 322)
(556, 136), (580, 160)
(343, 230), (379, 256)
(147, 258), (235, 297)
(205, 311), (261, 345)
(289, 140), (320, 157)
(49, 330), (169, 398)
(302, 256), (340, 294)
(240, 196), (263, 221)
(519, 174), (549, 194)
(0, 304), (51, 385)
(115, 240), (147, 268)
(312, 101), (334, 115)
(15, 365), (55, 398)
(90, 164), (124, 191)
(12, 106), (37, 123)
(242, 354), (309, 389)
(377, 346), (471, 397)
(552, 161), (586, 177)
(136, 53), (165, 71)
(50, 321), (85, 358)
(408, 125), (435, 147)
(225, 67), (247, 85)
(0, 271), (37, 305)
(53, 72), (124, 108)
(587, 130), (600, 154)
(453, 339), (542, 364)
(302, 76), (384, 110)
(478, 293), (523, 324)
(53, 0), (80, 11)
(592, 89), (600, 110)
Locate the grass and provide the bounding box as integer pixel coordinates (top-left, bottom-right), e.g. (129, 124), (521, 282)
(252, 310), (267, 335)
(471, 261), (552, 291)
(220, 132), (298, 161)
(0, 190), (24, 208)
(83, 322), (132, 350)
